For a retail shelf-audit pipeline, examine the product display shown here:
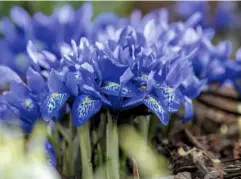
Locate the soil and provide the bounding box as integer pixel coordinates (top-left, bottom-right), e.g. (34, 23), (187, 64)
(153, 87), (241, 179)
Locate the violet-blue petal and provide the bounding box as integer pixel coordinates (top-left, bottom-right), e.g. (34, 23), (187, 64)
(1, 18), (16, 40)
(65, 72), (79, 97)
(26, 41), (43, 68)
(182, 97), (194, 123)
(216, 40), (232, 58)
(82, 85), (111, 107)
(10, 6), (31, 29)
(182, 28), (200, 46)
(144, 20), (157, 45)
(10, 81), (30, 100)
(27, 68), (48, 95)
(155, 86), (184, 112)
(120, 67), (134, 84)
(166, 59), (192, 88)
(1, 92), (20, 109)
(101, 82), (133, 97)
(40, 93), (69, 118)
(0, 65), (22, 90)
(143, 95), (169, 125)
(185, 12), (202, 27)
(146, 71), (156, 92)
(236, 48), (241, 61)
(121, 94), (145, 110)
(182, 76), (207, 99)
(48, 70), (67, 93)
(72, 95), (102, 127)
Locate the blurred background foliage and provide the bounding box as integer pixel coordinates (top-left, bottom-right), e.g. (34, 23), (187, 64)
(0, 1), (177, 18)
(0, 1), (135, 17)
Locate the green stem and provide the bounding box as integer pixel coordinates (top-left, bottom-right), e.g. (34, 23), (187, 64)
(63, 141), (68, 177)
(68, 118), (74, 177)
(56, 122), (71, 144)
(148, 115), (158, 141)
(138, 115), (151, 142)
(78, 121), (94, 179)
(93, 130), (103, 166)
(106, 112), (120, 179)
(47, 125), (60, 163)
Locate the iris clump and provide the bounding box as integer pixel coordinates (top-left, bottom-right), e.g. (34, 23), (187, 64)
(0, 4), (92, 76)
(175, 1), (241, 30)
(9, 15), (205, 128)
(0, 2), (240, 178)
(0, 4), (206, 129)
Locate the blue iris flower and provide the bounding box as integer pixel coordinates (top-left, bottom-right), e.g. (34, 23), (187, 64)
(219, 48), (241, 94)
(0, 3), (92, 76)
(0, 67), (49, 133)
(175, 1), (240, 30)
(213, 1), (240, 30)
(192, 40), (232, 84)
(40, 38), (111, 126)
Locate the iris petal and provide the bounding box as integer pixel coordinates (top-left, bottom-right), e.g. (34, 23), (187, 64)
(41, 92), (69, 118)
(155, 85), (183, 112)
(143, 95), (169, 125)
(0, 65), (22, 90)
(72, 95), (102, 127)
(122, 94), (145, 110)
(27, 68), (48, 95)
(182, 97), (194, 123)
(101, 82), (133, 97)
(48, 70), (67, 93)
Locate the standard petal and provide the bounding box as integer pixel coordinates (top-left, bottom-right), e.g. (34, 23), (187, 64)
(166, 59), (192, 88)
(182, 28), (200, 46)
(10, 81), (30, 100)
(120, 67), (134, 85)
(144, 19), (156, 45)
(48, 70), (67, 93)
(10, 6), (31, 28)
(27, 68), (48, 95)
(236, 48), (241, 61)
(0, 65), (22, 90)
(216, 40), (232, 58)
(40, 93), (69, 118)
(182, 76), (207, 99)
(143, 95), (169, 125)
(182, 97), (194, 123)
(72, 95), (102, 127)
(185, 12), (202, 27)
(65, 72), (79, 97)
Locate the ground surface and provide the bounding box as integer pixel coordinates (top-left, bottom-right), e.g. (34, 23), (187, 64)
(155, 88), (241, 179)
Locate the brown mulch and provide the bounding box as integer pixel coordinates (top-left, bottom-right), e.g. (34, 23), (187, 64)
(154, 87), (241, 179)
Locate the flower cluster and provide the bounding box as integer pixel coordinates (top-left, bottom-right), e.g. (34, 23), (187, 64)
(174, 1), (241, 30)
(0, 3), (210, 133)
(0, 4), (92, 76)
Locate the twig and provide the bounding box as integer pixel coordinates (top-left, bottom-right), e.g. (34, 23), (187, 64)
(132, 157), (139, 179)
(184, 128), (216, 159)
